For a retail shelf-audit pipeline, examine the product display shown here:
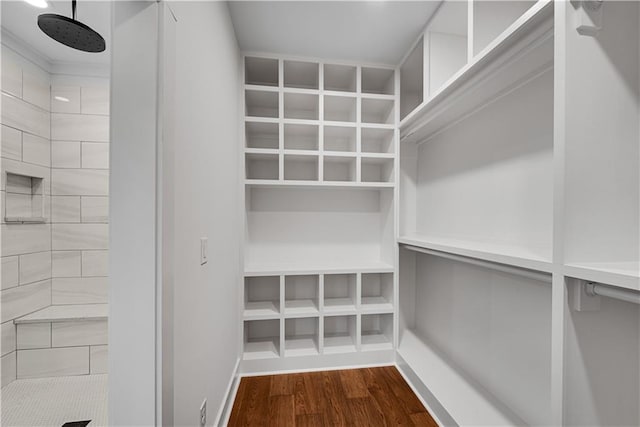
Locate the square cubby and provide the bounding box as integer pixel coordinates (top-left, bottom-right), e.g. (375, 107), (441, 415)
(284, 93), (319, 120)
(361, 157), (394, 183)
(323, 156), (356, 182)
(324, 95), (357, 122)
(324, 63), (357, 92)
(361, 67), (395, 95)
(361, 313), (393, 351)
(284, 123), (319, 151)
(323, 273), (356, 313)
(284, 60), (319, 89)
(244, 319), (280, 360)
(285, 275), (319, 316)
(323, 315), (357, 354)
(323, 125), (356, 153)
(245, 90), (279, 118)
(244, 276), (280, 318)
(245, 56), (279, 87)
(361, 98), (394, 124)
(361, 273), (393, 310)
(245, 121), (279, 149)
(285, 317), (319, 357)
(361, 128), (394, 154)
(284, 154), (319, 181)
(246, 153), (279, 180)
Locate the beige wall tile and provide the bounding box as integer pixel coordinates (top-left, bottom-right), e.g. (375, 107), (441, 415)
(52, 277), (107, 304)
(52, 224), (108, 250)
(81, 86), (109, 115)
(52, 251), (82, 278)
(1, 224), (51, 257)
(1, 125), (22, 161)
(90, 345), (108, 374)
(1, 256), (19, 290)
(22, 133), (50, 167)
(51, 141), (81, 168)
(52, 320), (107, 347)
(81, 142), (109, 169)
(1, 351), (16, 387)
(17, 346), (89, 379)
(0, 280), (51, 323)
(17, 323), (51, 350)
(82, 250), (108, 277)
(51, 196), (81, 223)
(22, 69), (50, 112)
(51, 169), (108, 196)
(1, 47), (22, 98)
(19, 251), (51, 285)
(51, 86), (81, 114)
(51, 113), (108, 142)
(81, 196), (108, 223)
(1, 93), (50, 139)
(2, 322), (16, 356)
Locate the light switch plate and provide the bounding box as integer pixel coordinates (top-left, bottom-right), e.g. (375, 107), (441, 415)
(200, 238), (208, 265)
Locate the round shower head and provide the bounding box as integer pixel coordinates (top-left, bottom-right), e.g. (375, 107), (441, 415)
(38, 0), (105, 53)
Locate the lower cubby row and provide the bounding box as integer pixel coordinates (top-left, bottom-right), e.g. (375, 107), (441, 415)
(244, 273), (393, 318)
(243, 313), (393, 360)
(246, 153), (394, 183)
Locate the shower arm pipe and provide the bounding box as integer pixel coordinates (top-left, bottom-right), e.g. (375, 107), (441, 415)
(401, 244), (552, 283)
(585, 282), (640, 305)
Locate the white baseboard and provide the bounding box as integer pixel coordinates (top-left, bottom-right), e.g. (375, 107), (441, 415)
(213, 357), (241, 427)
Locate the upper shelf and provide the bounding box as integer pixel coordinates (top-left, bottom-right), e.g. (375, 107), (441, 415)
(564, 262), (640, 292)
(398, 233), (553, 273)
(400, 0), (553, 144)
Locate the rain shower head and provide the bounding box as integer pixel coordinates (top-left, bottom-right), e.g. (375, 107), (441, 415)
(38, 0), (105, 53)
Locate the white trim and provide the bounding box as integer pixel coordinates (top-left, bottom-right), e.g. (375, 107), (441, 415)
(214, 357), (242, 427)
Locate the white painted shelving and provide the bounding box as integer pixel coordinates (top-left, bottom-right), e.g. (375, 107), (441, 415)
(241, 55), (398, 372)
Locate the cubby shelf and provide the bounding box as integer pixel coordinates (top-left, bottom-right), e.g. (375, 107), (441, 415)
(398, 234), (553, 273)
(245, 180), (394, 189)
(563, 262), (640, 292)
(400, 0), (553, 143)
(242, 269), (395, 360)
(244, 261), (394, 277)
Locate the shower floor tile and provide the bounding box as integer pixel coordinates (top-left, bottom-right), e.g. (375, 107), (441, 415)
(1, 374), (107, 427)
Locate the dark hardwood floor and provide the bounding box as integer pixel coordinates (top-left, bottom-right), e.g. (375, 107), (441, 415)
(228, 366), (438, 426)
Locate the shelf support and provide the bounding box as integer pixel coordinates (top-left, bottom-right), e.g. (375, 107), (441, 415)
(575, 0), (603, 37)
(401, 244), (551, 283)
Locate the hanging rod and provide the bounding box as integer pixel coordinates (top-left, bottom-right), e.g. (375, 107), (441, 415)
(585, 282), (640, 305)
(401, 244), (552, 283)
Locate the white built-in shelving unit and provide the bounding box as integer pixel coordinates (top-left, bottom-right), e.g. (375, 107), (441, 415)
(396, 1), (640, 427)
(238, 2), (639, 425)
(241, 56), (398, 372)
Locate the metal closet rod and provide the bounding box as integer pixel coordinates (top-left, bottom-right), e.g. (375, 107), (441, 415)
(402, 244), (552, 283)
(586, 282), (640, 305)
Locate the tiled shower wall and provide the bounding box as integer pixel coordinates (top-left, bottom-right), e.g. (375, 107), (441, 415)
(1, 46), (52, 388)
(1, 43), (110, 387)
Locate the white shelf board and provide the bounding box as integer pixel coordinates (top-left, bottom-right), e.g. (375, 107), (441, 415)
(284, 300), (319, 317)
(564, 262), (640, 292)
(323, 298), (357, 314)
(243, 301), (280, 320)
(285, 336), (319, 357)
(15, 304), (108, 324)
(398, 234), (552, 273)
(244, 260), (394, 276)
(245, 179), (394, 189)
(400, 0), (553, 144)
(360, 333), (393, 351)
(243, 340), (280, 360)
(398, 329), (524, 426)
(244, 84), (279, 92)
(323, 335), (356, 354)
(360, 297), (394, 313)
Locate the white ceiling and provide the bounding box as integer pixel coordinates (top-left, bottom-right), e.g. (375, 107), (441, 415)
(1, 0), (111, 67)
(228, 1), (441, 66)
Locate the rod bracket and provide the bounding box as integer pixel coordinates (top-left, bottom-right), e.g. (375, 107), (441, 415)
(572, 279), (601, 312)
(576, 0), (604, 37)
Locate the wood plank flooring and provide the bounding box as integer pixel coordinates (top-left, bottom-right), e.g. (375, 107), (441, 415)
(228, 366), (437, 426)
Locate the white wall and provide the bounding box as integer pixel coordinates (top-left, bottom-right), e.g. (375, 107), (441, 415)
(168, 2), (241, 425)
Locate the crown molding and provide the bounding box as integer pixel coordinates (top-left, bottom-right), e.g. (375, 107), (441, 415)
(1, 28), (109, 78)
